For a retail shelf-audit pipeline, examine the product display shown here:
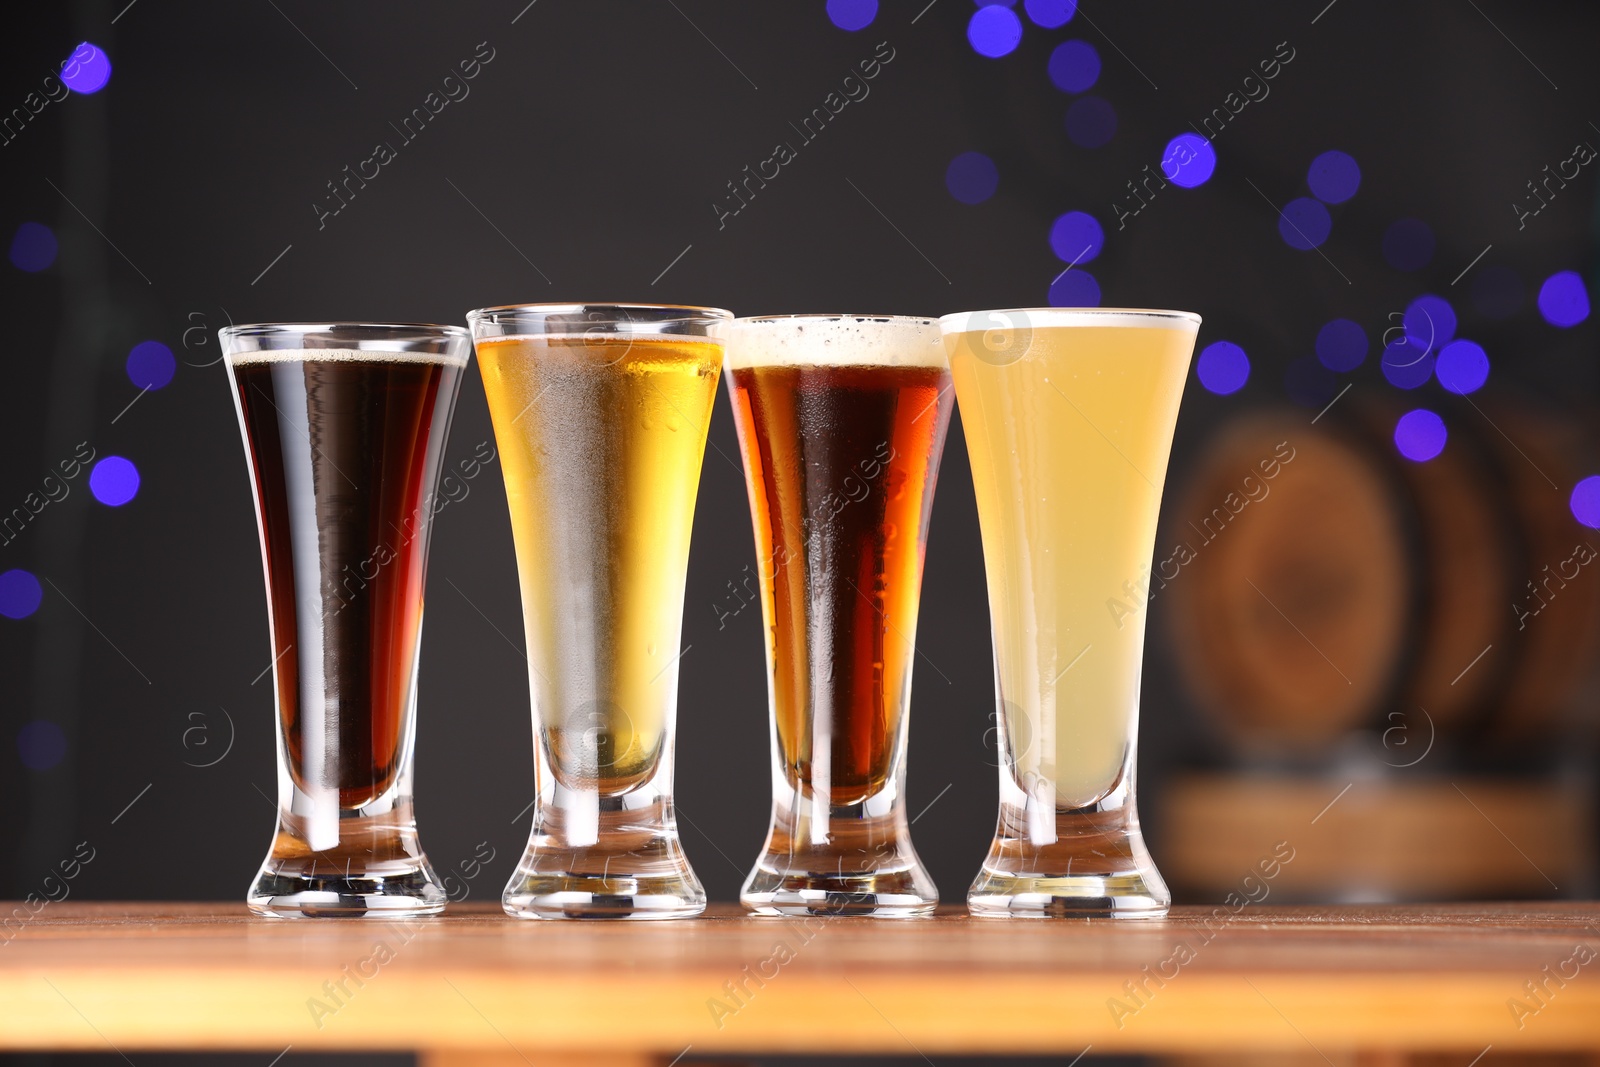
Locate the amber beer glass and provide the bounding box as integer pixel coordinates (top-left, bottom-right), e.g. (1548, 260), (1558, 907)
(470, 303), (729, 919)
(727, 315), (952, 916)
(222, 323), (467, 917)
(943, 308), (1199, 918)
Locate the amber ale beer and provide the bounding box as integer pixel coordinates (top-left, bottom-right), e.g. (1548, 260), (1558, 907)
(728, 315), (951, 916)
(224, 324), (467, 917)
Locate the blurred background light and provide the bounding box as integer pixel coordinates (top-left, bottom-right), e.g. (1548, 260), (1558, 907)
(89, 456), (140, 506)
(946, 151), (999, 204)
(1435, 339), (1489, 395)
(968, 5), (1024, 57)
(1047, 39), (1100, 92)
(826, 0), (877, 30)
(1047, 268), (1100, 306)
(1284, 354), (1339, 408)
(17, 721), (67, 771)
(1381, 338), (1435, 389)
(1315, 318), (1368, 371)
(8, 222), (58, 272)
(1162, 133), (1216, 188)
(60, 42), (112, 94)
(1197, 341), (1250, 395)
(1278, 197), (1332, 250)
(1024, 0), (1076, 27)
(126, 340), (177, 390)
(1472, 264), (1524, 320)
(1307, 150), (1361, 203)
(1572, 475), (1600, 529)
(1538, 270), (1590, 327)
(1382, 218), (1435, 271)
(1064, 95), (1116, 148)
(1394, 408), (1448, 462)
(1403, 293), (1456, 349)
(1049, 209), (1103, 263)
(0, 569), (43, 620)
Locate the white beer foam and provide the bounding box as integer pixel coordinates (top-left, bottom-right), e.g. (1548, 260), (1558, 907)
(725, 316), (945, 371)
(226, 347), (468, 367)
(939, 308), (1202, 333)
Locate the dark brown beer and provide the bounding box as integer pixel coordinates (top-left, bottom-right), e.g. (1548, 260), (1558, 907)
(231, 352), (461, 809)
(728, 361), (952, 805)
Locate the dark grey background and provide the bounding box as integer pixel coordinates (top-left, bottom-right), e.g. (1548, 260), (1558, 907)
(2, 1), (1597, 1063)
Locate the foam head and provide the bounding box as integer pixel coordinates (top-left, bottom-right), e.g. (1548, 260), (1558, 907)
(223, 347), (469, 367)
(726, 315), (945, 371)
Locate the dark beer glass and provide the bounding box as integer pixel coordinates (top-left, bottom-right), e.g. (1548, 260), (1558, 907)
(727, 315), (952, 916)
(222, 323), (467, 917)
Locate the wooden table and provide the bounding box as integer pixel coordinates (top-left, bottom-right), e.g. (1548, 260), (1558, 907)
(2, 902), (1599, 1064)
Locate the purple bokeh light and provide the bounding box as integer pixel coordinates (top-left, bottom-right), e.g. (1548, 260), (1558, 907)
(1024, 0), (1076, 27)
(1572, 476), (1600, 529)
(1049, 210), (1103, 264)
(17, 721), (67, 771)
(1047, 268), (1100, 307)
(89, 456), (140, 507)
(946, 152), (999, 204)
(1197, 341), (1250, 395)
(60, 42), (112, 94)
(1278, 197), (1332, 250)
(9, 222), (58, 272)
(1394, 409), (1447, 462)
(826, 0), (878, 30)
(1161, 133), (1216, 188)
(968, 5), (1024, 57)
(1403, 294), (1456, 350)
(1380, 338), (1435, 389)
(0, 570), (43, 620)
(1537, 270), (1590, 328)
(1047, 39), (1100, 92)
(126, 340), (176, 390)
(1307, 150), (1361, 204)
(1315, 318), (1367, 372)
(1435, 339), (1489, 395)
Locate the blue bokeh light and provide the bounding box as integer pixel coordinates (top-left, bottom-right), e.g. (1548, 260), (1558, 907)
(60, 42), (112, 94)
(1161, 133), (1216, 188)
(1537, 270), (1590, 328)
(126, 340), (176, 390)
(1064, 96), (1116, 148)
(1381, 338), (1435, 389)
(1278, 197), (1332, 250)
(1435, 339), (1489, 395)
(17, 721), (67, 771)
(1403, 294), (1456, 350)
(90, 456), (140, 506)
(1472, 265), (1524, 320)
(1572, 475), (1600, 529)
(1307, 150), (1361, 204)
(1048, 268), (1101, 307)
(1049, 210), (1103, 264)
(1197, 341), (1250, 395)
(1382, 218), (1434, 271)
(1024, 0), (1076, 27)
(1284, 355), (1339, 408)
(826, 0), (877, 30)
(0, 570), (43, 620)
(1395, 409), (1447, 463)
(1047, 39), (1100, 92)
(1316, 318), (1368, 372)
(9, 222), (58, 272)
(968, 5), (1024, 57)
(946, 151), (999, 204)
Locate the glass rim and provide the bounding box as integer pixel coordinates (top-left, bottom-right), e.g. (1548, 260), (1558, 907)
(938, 307), (1202, 329)
(218, 322), (470, 340)
(734, 313), (939, 328)
(465, 302), (733, 324)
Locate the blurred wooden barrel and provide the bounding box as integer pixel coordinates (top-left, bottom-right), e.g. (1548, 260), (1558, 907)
(1160, 402), (1600, 755)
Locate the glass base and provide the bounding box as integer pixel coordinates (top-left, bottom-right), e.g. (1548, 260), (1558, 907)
(503, 796), (705, 919)
(968, 800), (1169, 919)
(741, 803), (938, 917)
(248, 809), (446, 919)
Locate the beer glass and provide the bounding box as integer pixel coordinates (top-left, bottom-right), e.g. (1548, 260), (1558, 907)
(942, 308), (1199, 918)
(469, 303), (729, 919)
(727, 315), (952, 916)
(222, 323), (468, 917)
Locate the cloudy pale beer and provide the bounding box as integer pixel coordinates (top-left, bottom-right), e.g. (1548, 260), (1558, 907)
(944, 308), (1199, 918)
(728, 315), (951, 917)
(471, 304), (727, 919)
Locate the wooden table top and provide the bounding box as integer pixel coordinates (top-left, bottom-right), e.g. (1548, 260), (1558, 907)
(2, 902), (1599, 1058)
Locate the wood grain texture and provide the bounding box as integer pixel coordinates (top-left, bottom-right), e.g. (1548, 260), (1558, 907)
(2, 902), (1599, 1057)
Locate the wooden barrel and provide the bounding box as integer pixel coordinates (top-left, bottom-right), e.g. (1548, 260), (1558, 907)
(1160, 401), (1598, 755)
